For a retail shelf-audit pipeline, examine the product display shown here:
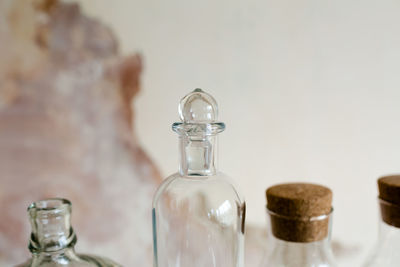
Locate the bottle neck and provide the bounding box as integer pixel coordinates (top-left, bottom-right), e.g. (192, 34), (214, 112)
(179, 135), (217, 176)
(28, 199), (77, 255)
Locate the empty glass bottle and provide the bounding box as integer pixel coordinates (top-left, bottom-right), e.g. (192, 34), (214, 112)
(17, 198), (121, 267)
(362, 175), (400, 267)
(260, 183), (337, 267)
(152, 89), (246, 267)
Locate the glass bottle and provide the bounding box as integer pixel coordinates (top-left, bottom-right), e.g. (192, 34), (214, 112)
(260, 183), (337, 267)
(152, 89), (246, 267)
(362, 175), (400, 267)
(17, 198), (121, 267)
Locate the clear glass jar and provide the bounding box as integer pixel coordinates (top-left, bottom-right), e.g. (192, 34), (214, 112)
(260, 183), (337, 267)
(362, 175), (400, 267)
(152, 89), (246, 267)
(17, 198), (121, 267)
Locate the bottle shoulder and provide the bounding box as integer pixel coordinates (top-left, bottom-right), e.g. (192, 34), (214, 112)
(78, 254), (121, 267)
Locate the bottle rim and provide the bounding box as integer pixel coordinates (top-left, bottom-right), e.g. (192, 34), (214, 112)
(172, 122), (225, 136)
(28, 198), (71, 215)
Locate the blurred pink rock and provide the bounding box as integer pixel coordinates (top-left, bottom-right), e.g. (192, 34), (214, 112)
(0, 0), (161, 266)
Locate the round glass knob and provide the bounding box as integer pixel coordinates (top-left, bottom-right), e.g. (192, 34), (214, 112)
(178, 88), (218, 123)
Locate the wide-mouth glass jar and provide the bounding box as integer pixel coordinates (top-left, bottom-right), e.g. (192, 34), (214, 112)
(260, 183), (337, 267)
(362, 175), (400, 267)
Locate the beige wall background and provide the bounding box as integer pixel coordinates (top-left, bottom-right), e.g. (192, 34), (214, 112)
(77, 0), (400, 266)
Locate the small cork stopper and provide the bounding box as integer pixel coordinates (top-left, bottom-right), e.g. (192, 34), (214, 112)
(378, 175), (400, 228)
(266, 183), (333, 243)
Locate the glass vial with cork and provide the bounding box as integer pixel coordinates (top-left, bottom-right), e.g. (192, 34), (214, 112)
(362, 175), (400, 267)
(260, 183), (337, 267)
(152, 89), (246, 267)
(17, 198), (121, 267)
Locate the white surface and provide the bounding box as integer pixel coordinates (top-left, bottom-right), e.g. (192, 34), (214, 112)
(78, 0), (400, 266)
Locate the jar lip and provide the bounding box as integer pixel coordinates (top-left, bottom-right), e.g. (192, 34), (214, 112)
(266, 206), (334, 222)
(379, 197), (400, 209)
(28, 198), (71, 215)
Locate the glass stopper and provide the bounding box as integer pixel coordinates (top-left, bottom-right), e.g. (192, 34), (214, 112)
(179, 88), (218, 123)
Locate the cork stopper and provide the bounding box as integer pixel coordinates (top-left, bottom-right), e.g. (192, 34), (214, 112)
(378, 175), (400, 228)
(266, 183), (333, 243)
